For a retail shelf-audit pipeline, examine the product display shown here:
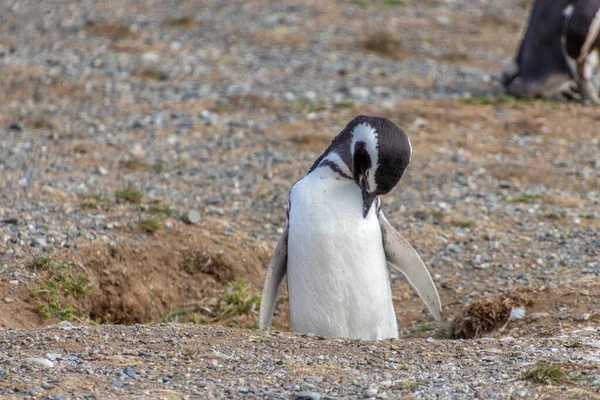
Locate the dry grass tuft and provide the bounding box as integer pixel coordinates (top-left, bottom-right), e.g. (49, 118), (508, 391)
(361, 30), (407, 58)
(84, 20), (141, 41)
(452, 291), (535, 339)
(521, 362), (582, 385)
(165, 16), (197, 28)
(135, 67), (168, 81)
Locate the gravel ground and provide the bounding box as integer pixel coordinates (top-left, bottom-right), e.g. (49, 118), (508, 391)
(1, 322), (600, 399)
(0, 0), (599, 398)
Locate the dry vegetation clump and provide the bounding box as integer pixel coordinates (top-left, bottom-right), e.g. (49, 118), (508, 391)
(361, 30), (408, 58)
(452, 291), (535, 339)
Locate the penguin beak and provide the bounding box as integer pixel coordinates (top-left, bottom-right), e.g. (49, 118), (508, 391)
(360, 175), (376, 218)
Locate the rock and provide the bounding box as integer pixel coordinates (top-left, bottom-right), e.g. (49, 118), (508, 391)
(379, 380), (392, 388)
(481, 356), (498, 362)
(349, 87), (370, 101)
(237, 386), (249, 393)
(283, 92), (297, 102)
(9, 122), (23, 131)
(364, 387), (378, 397)
(580, 289), (591, 296)
(186, 210), (201, 224)
(46, 353), (61, 361)
(96, 166), (108, 176)
(304, 375), (323, 384)
(295, 391), (321, 400)
(23, 357), (54, 368)
(32, 237), (48, 248)
(4, 297), (13, 303)
(411, 118), (428, 129)
(207, 205), (225, 215)
(303, 91), (317, 102)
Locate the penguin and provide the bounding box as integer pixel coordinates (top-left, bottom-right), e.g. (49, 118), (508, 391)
(259, 115), (442, 340)
(562, 0), (600, 103)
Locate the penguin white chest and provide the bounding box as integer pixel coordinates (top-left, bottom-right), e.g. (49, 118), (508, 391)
(287, 168), (398, 340)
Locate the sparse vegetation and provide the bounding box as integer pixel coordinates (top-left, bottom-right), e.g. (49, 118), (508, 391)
(135, 67), (168, 81)
(115, 186), (143, 203)
(362, 30), (406, 58)
(506, 193), (543, 203)
(353, 0), (405, 8)
(448, 219), (473, 228)
(31, 257), (91, 321)
(147, 201), (176, 217)
(166, 16), (197, 27)
(452, 291), (535, 339)
(119, 157), (150, 171)
(84, 20), (140, 41)
(153, 161), (166, 174)
(33, 118), (55, 130)
(521, 362), (582, 385)
(139, 217), (162, 233)
(73, 143), (89, 154)
(541, 211), (565, 220)
(82, 194), (112, 209)
(335, 101), (355, 109)
(167, 279), (261, 326)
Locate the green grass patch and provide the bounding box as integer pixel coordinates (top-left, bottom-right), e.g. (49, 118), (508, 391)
(292, 100), (328, 114)
(146, 201), (176, 217)
(119, 157), (150, 171)
(335, 101), (355, 109)
(541, 212), (565, 220)
(33, 119), (55, 130)
(153, 161), (166, 174)
(353, 0), (404, 8)
(506, 193), (543, 203)
(166, 16), (196, 27)
(31, 257), (91, 321)
(448, 219), (473, 228)
(81, 194), (112, 209)
(139, 216), (162, 234)
(459, 94), (563, 109)
(115, 186), (143, 203)
(521, 362), (582, 385)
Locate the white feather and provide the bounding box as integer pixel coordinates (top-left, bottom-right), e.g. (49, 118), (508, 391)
(350, 123), (378, 191)
(320, 151), (352, 178)
(287, 166), (398, 340)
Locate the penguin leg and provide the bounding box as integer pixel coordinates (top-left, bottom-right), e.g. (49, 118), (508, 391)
(378, 212), (442, 322)
(577, 49), (600, 104)
(258, 220), (289, 330)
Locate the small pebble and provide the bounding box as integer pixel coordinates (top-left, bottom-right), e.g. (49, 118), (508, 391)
(187, 210), (201, 224)
(295, 391), (321, 400)
(123, 365), (136, 378)
(23, 357), (54, 368)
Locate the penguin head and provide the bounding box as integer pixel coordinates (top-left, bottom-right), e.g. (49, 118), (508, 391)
(349, 116), (412, 218)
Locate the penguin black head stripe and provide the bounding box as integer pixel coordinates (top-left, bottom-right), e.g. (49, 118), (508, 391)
(310, 115), (412, 217)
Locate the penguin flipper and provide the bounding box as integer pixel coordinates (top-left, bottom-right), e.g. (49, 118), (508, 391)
(258, 220), (289, 330)
(378, 212), (442, 322)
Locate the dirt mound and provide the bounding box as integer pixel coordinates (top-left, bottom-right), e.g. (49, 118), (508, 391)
(0, 218), (274, 329)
